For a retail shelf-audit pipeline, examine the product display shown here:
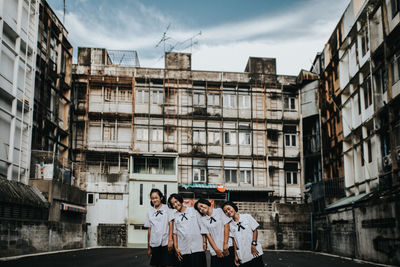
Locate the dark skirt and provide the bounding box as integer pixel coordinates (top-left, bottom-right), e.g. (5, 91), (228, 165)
(150, 245), (178, 266)
(180, 251), (207, 267)
(239, 255), (264, 267)
(210, 246), (235, 267)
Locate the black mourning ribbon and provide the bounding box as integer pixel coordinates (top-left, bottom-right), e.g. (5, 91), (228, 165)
(209, 216), (217, 224)
(155, 210), (163, 217)
(237, 222), (245, 231)
(180, 213), (188, 221)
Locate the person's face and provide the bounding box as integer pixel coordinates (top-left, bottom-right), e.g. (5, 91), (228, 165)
(151, 192), (162, 207)
(170, 197), (183, 211)
(197, 203), (210, 215)
(223, 205), (236, 218)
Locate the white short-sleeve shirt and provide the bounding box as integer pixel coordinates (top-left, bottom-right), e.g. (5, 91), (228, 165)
(172, 206), (204, 255)
(144, 204), (173, 247)
(199, 208), (233, 256)
(229, 214), (263, 264)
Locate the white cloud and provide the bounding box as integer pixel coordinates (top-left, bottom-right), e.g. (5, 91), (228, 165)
(58, 0), (349, 75)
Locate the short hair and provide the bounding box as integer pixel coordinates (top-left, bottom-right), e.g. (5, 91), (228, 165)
(168, 193), (183, 208)
(194, 198), (211, 215)
(149, 188), (166, 207)
(222, 201), (238, 212)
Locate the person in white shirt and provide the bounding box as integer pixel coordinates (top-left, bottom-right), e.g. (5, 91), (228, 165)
(222, 201), (264, 267)
(144, 189), (177, 267)
(168, 193), (207, 267)
(194, 198), (235, 267)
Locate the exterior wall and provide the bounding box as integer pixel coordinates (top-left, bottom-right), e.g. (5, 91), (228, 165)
(0, 220), (86, 257)
(0, 0), (39, 184)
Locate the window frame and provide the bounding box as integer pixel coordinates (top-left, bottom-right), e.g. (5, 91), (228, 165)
(285, 133), (297, 147)
(224, 169), (238, 183)
(193, 168), (206, 183)
(151, 128), (163, 142)
(224, 131), (237, 145)
(284, 96), (296, 110)
(286, 171), (298, 185)
(240, 169), (252, 184)
(239, 131), (251, 145)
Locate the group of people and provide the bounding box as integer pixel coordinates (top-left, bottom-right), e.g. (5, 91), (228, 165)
(144, 189), (265, 267)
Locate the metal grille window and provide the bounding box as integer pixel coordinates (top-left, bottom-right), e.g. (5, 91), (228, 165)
(240, 170), (252, 184)
(224, 169), (237, 183)
(286, 171), (298, 184)
(284, 97), (296, 110)
(193, 168), (206, 182)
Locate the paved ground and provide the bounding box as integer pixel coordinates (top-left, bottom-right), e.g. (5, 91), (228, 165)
(0, 248), (385, 267)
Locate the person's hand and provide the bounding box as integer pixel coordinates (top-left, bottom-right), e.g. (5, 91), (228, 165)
(251, 244), (259, 257)
(223, 244), (229, 256)
(147, 247), (152, 258)
(203, 242), (207, 251)
(234, 254), (240, 266)
(215, 249), (224, 258)
(175, 249), (183, 262)
(167, 240), (173, 252)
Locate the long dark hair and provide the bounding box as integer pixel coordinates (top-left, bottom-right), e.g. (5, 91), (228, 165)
(150, 188), (166, 207)
(167, 193), (183, 208)
(194, 198), (211, 216)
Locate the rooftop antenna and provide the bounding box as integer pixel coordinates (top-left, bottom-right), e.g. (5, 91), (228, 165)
(155, 23), (171, 54)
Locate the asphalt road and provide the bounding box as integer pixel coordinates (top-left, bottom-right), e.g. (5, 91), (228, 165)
(0, 248), (385, 267)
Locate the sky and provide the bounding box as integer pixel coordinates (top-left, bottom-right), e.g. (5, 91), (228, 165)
(46, 0), (350, 75)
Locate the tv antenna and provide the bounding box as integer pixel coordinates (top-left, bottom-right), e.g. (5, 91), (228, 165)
(155, 23), (172, 53)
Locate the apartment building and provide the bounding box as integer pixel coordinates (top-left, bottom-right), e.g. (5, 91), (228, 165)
(308, 0), (400, 208)
(73, 48), (302, 246)
(0, 0), (39, 184)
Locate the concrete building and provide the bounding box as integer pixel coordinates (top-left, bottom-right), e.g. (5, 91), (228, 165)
(0, 0), (39, 184)
(73, 48), (302, 247)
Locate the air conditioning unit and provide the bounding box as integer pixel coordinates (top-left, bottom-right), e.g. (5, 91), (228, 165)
(383, 155), (392, 168)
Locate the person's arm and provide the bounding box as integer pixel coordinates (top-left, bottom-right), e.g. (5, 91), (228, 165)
(206, 233), (223, 257)
(232, 238), (240, 266)
(147, 228), (152, 258)
(167, 220), (174, 252)
(223, 223), (230, 256)
(202, 234), (208, 251)
(251, 228), (259, 257)
(173, 233), (182, 261)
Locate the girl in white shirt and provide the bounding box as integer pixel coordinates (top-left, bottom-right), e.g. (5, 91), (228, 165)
(194, 198), (235, 267)
(222, 201), (264, 267)
(144, 189), (177, 267)
(168, 193), (207, 267)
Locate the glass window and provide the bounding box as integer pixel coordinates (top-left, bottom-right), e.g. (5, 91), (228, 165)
(151, 89), (163, 104)
(193, 130), (206, 144)
(286, 172), (298, 184)
(225, 169), (237, 183)
(240, 170), (252, 184)
(136, 128), (148, 141)
(223, 94), (236, 108)
(162, 158), (175, 175)
(151, 128), (163, 141)
(88, 193), (94, 204)
(285, 134), (296, 147)
(134, 158), (146, 173)
(208, 94), (220, 106)
(284, 97), (296, 110)
(136, 89), (149, 104)
(208, 131), (220, 145)
(239, 131), (251, 145)
(147, 158), (159, 174)
(140, 184), (143, 205)
(193, 168), (206, 182)
(239, 94), (251, 109)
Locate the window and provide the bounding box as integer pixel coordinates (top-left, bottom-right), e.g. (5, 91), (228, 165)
(105, 88), (114, 101)
(208, 131), (220, 145)
(136, 89), (149, 104)
(224, 169), (237, 183)
(193, 130), (206, 144)
(133, 157), (175, 175)
(360, 26), (369, 57)
(358, 89), (362, 114)
(363, 77), (372, 109)
(118, 90), (132, 102)
(223, 94), (236, 108)
(194, 92), (205, 106)
(103, 125), (116, 141)
(240, 170), (252, 184)
(134, 158), (146, 173)
(147, 158), (159, 174)
(239, 131), (251, 145)
(361, 143), (365, 166)
(239, 94), (251, 109)
(136, 128), (148, 141)
(151, 89), (163, 104)
(367, 139), (372, 163)
(285, 134), (297, 147)
(224, 131), (237, 145)
(208, 94), (220, 106)
(391, 51), (400, 85)
(151, 128), (163, 141)
(391, 0), (400, 18)
(164, 184), (167, 198)
(286, 172), (298, 184)
(193, 168), (206, 182)
(284, 97), (296, 110)
(140, 184), (143, 205)
(161, 158), (175, 175)
(87, 193), (94, 204)
(99, 193), (123, 200)
(374, 68), (387, 94)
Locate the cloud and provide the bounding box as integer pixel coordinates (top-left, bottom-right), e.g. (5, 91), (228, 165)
(56, 0), (349, 75)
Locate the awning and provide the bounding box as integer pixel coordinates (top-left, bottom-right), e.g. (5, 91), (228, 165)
(325, 192), (369, 211)
(60, 203), (86, 214)
(225, 186), (274, 192)
(179, 183), (218, 189)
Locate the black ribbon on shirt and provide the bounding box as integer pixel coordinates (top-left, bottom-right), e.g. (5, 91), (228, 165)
(209, 216), (216, 224)
(180, 213), (188, 221)
(237, 222), (245, 231)
(155, 210), (163, 217)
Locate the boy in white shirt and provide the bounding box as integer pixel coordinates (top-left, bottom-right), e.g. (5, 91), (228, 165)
(222, 201), (264, 267)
